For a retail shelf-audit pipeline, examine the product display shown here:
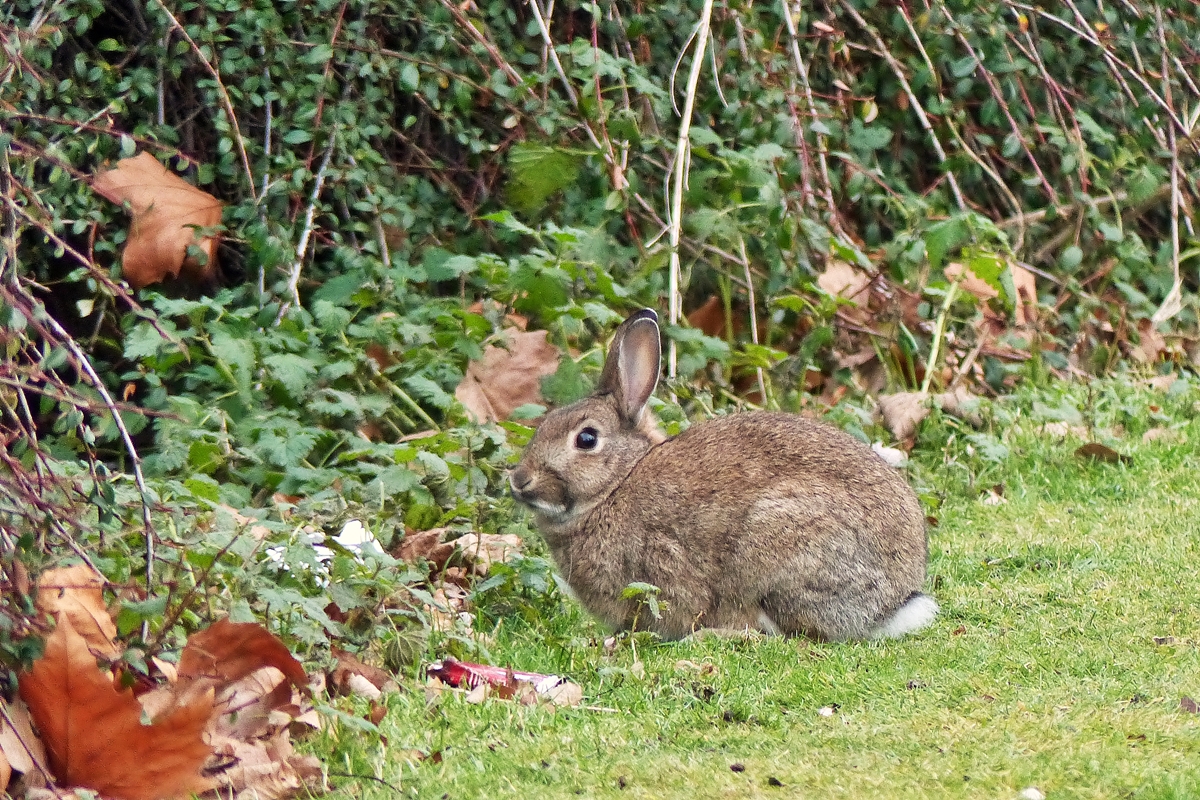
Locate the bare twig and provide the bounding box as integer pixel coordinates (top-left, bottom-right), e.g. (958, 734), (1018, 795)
(281, 129), (337, 318)
(780, 0), (842, 233)
(148, 0), (257, 198)
(736, 237), (769, 404)
(1151, 4), (1182, 324)
(666, 0), (716, 379)
(841, 0), (965, 211)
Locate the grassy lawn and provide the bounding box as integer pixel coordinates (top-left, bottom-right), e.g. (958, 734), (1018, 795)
(318, 381), (1200, 799)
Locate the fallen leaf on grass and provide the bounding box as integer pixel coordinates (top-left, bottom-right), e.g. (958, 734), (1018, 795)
(394, 528), (456, 569)
(455, 329), (560, 422)
(93, 152), (223, 288)
(178, 619), (309, 692)
(329, 649), (396, 698)
(1182, 696), (1199, 714)
(1075, 442), (1131, 465)
(877, 392), (927, 441)
(426, 657), (582, 707)
(34, 564), (120, 660)
(18, 617), (215, 800)
(453, 533), (522, 576)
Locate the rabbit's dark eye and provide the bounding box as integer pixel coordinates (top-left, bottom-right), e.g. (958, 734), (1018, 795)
(574, 427), (599, 450)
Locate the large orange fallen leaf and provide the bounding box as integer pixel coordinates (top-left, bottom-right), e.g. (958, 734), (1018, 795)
(177, 619), (309, 691)
(34, 564), (120, 660)
(455, 329), (560, 422)
(18, 617), (215, 800)
(93, 152), (223, 288)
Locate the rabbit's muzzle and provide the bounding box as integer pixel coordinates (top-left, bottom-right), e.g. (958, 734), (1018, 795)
(508, 465), (569, 519)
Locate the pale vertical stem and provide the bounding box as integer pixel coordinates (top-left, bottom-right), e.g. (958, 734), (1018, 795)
(737, 237), (768, 404)
(666, 0), (715, 379)
(1151, 4), (1181, 324)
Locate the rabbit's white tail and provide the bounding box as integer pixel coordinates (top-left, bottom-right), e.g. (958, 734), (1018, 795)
(869, 593), (938, 639)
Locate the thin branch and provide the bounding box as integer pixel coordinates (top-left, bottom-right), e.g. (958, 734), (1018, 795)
(148, 0), (257, 199)
(780, 0), (842, 233)
(1151, 4), (1182, 324)
(281, 129), (337, 318)
(666, 0), (716, 380)
(840, 0), (965, 211)
(736, 237), (768, 405)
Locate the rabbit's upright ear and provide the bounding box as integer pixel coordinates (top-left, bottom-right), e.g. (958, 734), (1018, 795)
(598, 309), (661, 423)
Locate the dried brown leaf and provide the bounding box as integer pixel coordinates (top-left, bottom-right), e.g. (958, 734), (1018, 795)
(1010, 263), (1038, 325)
(92, 153), (223, 288)
(177, 619), (308, 692)
(1182, 696), (1199, 714)
(1132, 319), (1167, 363)
(18, 617), (214, 800)
(455, 329), (560, 422)
(0, 698), (48, 779)
(945, 262), (999, 301)
(329, 649), (395, 697)
(453, 532), (522, 576)
(817, 260), (871, 302)
(686, 296), (726, 337)
(877, 392), (929, 441)
(1075, 442), (1131, 465)
(34, 565), (120, 659)
(394, 528), (456, 569)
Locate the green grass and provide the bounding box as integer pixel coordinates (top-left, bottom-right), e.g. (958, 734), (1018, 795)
(316, 380), (1200, 799)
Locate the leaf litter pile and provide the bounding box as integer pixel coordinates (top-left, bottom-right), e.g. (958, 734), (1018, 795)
(4, 534), (583, 800)
(4, 565), (320, 800)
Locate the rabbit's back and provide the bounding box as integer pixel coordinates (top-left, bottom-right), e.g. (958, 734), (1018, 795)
(567, 412), (928, 640)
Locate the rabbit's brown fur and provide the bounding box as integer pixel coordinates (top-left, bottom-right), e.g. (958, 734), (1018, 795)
(510, 309), (935, 641)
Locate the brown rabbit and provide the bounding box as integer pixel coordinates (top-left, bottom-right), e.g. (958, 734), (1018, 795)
(509, 309), (936, 641)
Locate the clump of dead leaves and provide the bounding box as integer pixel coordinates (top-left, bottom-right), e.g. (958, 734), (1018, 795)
(2, 564), (322, 800)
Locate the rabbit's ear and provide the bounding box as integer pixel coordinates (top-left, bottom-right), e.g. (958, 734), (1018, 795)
(598, 309), (661, 423)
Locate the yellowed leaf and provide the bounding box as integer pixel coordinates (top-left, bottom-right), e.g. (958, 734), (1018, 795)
(455, 329), (560, 422)
(18, 617), (214, 800)
(93, 152), (223, 289)
(35, 565), (120, 659)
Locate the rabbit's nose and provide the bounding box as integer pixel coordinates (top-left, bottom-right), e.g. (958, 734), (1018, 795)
(509, 467), (534, 493)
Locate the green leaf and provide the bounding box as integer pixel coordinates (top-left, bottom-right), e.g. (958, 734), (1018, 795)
(264, 353), (317, 399)
(507, 144), (582, 211)
(541, 357), (589, 406)
(400, 63), (420, 92)
(847, 120), (892, 151)
(924, 217), (970, 273)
